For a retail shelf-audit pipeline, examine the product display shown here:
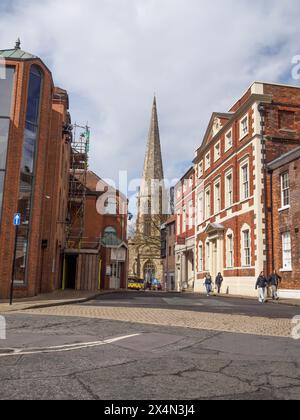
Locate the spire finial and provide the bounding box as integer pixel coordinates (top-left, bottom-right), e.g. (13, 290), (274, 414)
(15, 38), (21, 50)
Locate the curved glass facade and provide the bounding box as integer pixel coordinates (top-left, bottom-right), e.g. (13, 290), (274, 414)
(0, 67), (15, 220)
(15, 65), (43, 284)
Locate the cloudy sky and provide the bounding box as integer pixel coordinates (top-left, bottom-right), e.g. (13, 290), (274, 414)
(1, 0), (300, 194)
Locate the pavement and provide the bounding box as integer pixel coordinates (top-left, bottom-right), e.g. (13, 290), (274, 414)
(0, 289), (120, 313)
(0, 292), (300, 400)
(1, 289), (299, 315)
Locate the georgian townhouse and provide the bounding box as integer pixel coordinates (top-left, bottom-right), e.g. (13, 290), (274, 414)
(193, 82), (300, 297)
(268, 146), (300, 299)
(175, 166), (196, 291)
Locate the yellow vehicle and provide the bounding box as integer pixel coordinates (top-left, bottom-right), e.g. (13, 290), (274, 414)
(128, 278), (145, 291)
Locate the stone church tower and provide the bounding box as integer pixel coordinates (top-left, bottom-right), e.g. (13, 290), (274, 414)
(129, 97), (167, 283)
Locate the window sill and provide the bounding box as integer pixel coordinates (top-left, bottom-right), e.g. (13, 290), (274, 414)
(280, 269), (293, 273)
(239, 196), (251, 205)
(279, 206), (290, 212)
(239, 132), (249, 141)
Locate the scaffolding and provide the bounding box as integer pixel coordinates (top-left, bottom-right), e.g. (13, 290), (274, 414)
(66, 123), (90, 250)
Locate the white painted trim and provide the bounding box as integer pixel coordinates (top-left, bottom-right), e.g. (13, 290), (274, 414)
(279, 206), (290, 212)
(197, 204), (255, 234)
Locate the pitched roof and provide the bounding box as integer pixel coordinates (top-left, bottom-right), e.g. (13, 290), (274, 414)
(268, 146), (300, 171)
(0, 48), (38, 60)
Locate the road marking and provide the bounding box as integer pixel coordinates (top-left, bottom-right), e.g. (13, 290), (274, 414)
(0, 334), (140, 357)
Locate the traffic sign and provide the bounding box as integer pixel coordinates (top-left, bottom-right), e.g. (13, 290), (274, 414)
(13, 213), (21, 226)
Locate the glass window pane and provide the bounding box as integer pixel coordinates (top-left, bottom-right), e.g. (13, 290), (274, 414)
(0, 67), (15, 117)
(21, 128), (37, 175)
(14, 230), (28, 284)
(0, 118), (9, 170)
(26, 71), (42, 125)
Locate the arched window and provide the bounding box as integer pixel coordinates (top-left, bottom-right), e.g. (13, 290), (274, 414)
(104, 226), (117, 237)
(226, 230), (234, 268)
(15, 65), (43, 284)
(144, 261), (156, 281)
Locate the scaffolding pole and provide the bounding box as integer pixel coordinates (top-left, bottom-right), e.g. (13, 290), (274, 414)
(66, 123), (90, 250)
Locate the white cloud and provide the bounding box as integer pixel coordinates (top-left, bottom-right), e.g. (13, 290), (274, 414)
(1, 0), (300, 189)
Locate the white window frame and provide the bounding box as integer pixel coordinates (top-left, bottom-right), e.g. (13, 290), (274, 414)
(205, 187), (211, 219)
(198, 242), (204, 273)
(176, 211), (181, 235)
(182, 207), (187, 232)
(205, 152), (211, 171)
(214, 178), (221, 214)
(198, 161), (203, 178)
(280, 172), (290, 210)
(240, 160), (250, 201)
(188, 201), (193, 228)
(198, 191), (204, 225)
(240, 114), (249, 140)
(225, 169), (233, 208)
(225, 129), (233, 152)
(189, 175), (193, 188)
(242, 228), (251, 267)
(214, 141), (221, 162)
(281, 231), (292, 271)
(226, 231), (234, 269)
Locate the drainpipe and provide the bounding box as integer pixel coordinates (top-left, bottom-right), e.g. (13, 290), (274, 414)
(258, 103), (269, 275)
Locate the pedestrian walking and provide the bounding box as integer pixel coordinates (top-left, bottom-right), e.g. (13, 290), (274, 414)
(268, 270), (282, 301)
(255, 272), (268, 304)
(215, 273), (224, 294)
(204, 273), (213, 296)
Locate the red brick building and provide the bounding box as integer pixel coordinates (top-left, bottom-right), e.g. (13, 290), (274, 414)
(0, 42), (72, 299)
(63, 171), (128, 291)
(268, 146), (300, 299)
(175, 167), (196, 291)
(0, 42), (128, 299)
(176, 82), (300, 297)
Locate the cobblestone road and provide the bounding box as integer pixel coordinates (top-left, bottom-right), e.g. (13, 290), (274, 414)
(22, 292), (299, 338)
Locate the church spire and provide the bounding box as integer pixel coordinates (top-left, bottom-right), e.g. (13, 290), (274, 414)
(142, 96), (164, 182)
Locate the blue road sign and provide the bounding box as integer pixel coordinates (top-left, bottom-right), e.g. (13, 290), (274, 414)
(13, 213), (21, 226)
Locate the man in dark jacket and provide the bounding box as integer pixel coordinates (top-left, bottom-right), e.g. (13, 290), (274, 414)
(268, 270), (282, 301)
(215, 273), (224, 294)
(255, 272), (268, 304)
(204, 273), (213, 296)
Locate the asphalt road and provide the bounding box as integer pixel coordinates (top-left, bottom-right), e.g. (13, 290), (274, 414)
(86, 291), (300, 319)
(0, 292), (300, 401)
